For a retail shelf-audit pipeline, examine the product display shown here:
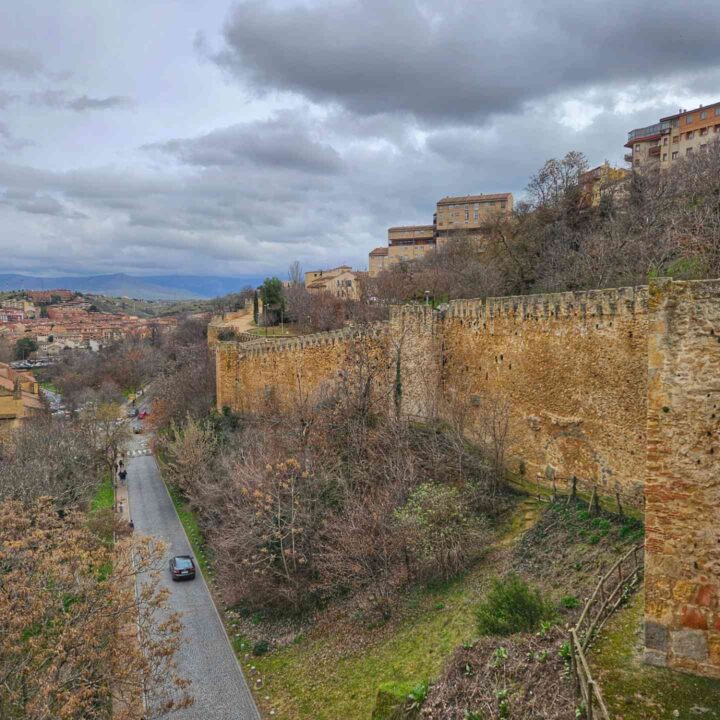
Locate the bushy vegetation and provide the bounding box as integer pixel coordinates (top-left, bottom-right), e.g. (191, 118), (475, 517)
(160, 336), (510, 616)
(475, 574), (555, 636)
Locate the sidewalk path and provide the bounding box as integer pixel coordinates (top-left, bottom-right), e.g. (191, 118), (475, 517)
(124, 439), (260, 720)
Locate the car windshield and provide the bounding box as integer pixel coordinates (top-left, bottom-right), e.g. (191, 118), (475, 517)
(174, 557), (193, 569)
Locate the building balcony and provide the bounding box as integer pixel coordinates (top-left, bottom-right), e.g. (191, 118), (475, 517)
(624, 153), (633, 163)
(627, 121), (671, 143)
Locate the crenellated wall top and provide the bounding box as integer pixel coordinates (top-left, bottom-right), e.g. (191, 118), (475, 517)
(444, 285), (649, 322)
(217, 323), (389, 358)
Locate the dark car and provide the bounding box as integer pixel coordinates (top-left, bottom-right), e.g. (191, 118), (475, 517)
(169, 555), (196, 581)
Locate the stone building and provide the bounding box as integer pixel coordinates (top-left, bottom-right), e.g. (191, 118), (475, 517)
(626, 100), (720, 171)
(304, 265), (363, 300)
(368, 226), (435, 276)
(368, 192), (513, 276)
(0, 363), (45, 429)
(434, 193), (513, 248)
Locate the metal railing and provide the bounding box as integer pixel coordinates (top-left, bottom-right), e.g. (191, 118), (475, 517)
(569, 543), (645, 719)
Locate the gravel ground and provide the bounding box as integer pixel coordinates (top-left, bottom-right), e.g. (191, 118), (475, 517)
(126, 440), (260, 720)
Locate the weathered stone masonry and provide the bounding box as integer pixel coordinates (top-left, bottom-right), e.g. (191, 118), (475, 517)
(644, 279), (720, 677)
(215, 278), (720, 678)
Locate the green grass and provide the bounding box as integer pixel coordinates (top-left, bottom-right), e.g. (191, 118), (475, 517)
(247, 500), (541, 720)
(90, 475), (115, 512)
(591, 591), (720, 719)
(40, 380), (59, 393)
(252, 574), (483, 719)
(166, 484), (212, 577)
(88, 474), (115, 550)
(247, 325), (294, 337)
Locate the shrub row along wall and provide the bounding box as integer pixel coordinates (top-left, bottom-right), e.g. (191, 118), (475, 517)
(215, 278), (720, 678)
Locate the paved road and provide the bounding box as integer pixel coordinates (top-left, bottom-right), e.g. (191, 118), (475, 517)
(126, 439), (260, 720)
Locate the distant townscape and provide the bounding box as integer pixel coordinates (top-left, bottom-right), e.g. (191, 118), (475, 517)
(0, 290), (177, 359)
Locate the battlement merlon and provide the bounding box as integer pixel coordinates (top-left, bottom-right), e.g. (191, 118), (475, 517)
(445, 285), (651, 321)
(216, 323), (390, 358)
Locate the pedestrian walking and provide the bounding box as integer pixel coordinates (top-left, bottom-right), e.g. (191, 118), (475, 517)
(119, 468), (127, 484)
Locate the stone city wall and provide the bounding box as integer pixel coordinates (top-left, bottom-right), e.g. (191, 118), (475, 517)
(644, 279), (720, 677)
(216, 325), (391, 415)
(215, 278), (720, 677)
(441, 286), (650, 504)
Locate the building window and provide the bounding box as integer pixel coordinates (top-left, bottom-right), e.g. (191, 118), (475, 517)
(715, 107), (720, 117)
(701, 144), (708, 151)
(700, 110), (708, 119)
(663, 136), (668, 145)
(635, 144), (640, 151)
(686, 114), (694, 124)
(634, 159), (640, 167)
(662, 153), (667, 161)
(687, 131), (694, 139)
(673, 136), (679, 143)
(672, 151), (679, 159)
(687, 147), (693, 155)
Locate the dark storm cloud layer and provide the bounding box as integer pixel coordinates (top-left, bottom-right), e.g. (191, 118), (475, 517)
(149, 114), (343, 174)
(216, 0), (720, 122)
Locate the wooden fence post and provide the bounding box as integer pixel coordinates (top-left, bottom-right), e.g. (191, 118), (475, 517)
(586, 679), (594, 720)
(588, 486), (600, 517)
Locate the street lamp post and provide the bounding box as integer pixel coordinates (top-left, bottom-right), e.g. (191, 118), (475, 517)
(424, 290), (431, 307)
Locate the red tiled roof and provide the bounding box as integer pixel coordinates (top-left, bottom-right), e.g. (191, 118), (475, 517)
(369, 247), (389, 256)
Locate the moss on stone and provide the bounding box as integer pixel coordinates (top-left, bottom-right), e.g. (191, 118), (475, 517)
(371, 681), (417, 720)
(591, 591), (720, 719)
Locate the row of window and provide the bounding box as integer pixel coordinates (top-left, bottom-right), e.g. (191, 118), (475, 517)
(636, 143), (713, 165)
(441, 200), (506, 211)
(685, 107), (720, 124)
(634, 124), (720, 153)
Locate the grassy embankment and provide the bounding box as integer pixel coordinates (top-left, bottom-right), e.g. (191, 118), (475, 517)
(247, 325), (295, 337)
(90, 475), (115, 513)
(592, 591), (720, 719)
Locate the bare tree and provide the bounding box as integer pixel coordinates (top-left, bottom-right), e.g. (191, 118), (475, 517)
(288, 260), (304, 287)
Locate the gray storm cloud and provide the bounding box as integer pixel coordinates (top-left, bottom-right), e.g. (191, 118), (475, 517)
(0, 0), (719, 277)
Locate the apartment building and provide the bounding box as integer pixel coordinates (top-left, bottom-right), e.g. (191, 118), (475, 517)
(304, 265), (363, 300)
(368, 192), (513, 276)
(626, 100), (720, 172)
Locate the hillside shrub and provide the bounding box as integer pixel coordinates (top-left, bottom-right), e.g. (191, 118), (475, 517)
(476, 574), (555, 636)
(396, 483), (487, 582)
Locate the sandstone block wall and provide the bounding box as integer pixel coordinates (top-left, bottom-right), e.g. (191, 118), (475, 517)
(441, 287), (649, 504)
(644, 279), (720, 677)
(216, 326), (391, 415)
(215, 278), (720, 678)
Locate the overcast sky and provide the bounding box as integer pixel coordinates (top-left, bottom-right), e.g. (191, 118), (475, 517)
(2, 0), (720, 279)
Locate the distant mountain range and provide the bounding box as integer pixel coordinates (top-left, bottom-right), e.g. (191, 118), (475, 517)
(0, 274), (263, 300)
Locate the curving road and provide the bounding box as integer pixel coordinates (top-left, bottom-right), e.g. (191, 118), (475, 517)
(126, 439), (260, 720)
